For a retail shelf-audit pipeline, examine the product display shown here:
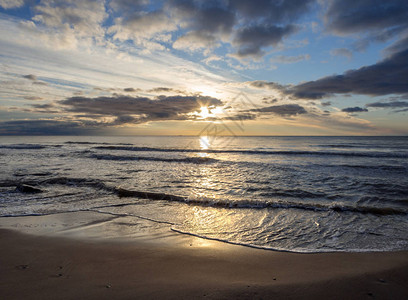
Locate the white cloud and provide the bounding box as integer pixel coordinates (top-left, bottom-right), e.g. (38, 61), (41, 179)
(0, 13), (234, 108)
(108, 10), (176, 51)
(0, 0), (24, 9)
(173, 31), (218, 53)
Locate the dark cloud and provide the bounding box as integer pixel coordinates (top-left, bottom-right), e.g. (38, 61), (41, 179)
(112, 115), (139, 125)
(22, 74), (48, 86)
(168, 0), (313, 58)
(262, 97), (278, 104)
(169, 0), (235, 35)
(22, 74), (37, 80)
(110, 0), (149, 13)
(147, 87), (183, 93)
(289, 48), (408, 99)
(366, 101), (408, 108)
(59, 94), (223, 122)
(233, 24), (298, 58)
(341, 107), (368, 113)
(321, 101), (332, 107)
(270, 54), (310, 64)
(325, 0), (408, 53)
(123, 87), (141, 92)
(230, 0), (315, 22)
(24, 96), (43, 101)
(169, 0), (235, 50)
(248, 80), (288, 91)
(325, 0), (408, 35)
(31, 103), (55, 109)
(33, 81), (48, 86)
(250, 104), (307, 116)
(0, 120), (95, 135)
(222, 113), (257, 121)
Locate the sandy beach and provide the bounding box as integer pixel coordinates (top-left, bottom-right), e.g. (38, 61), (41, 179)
(1, 222), (408, 300)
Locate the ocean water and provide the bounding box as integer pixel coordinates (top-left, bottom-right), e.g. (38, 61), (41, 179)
(1, 135), (408, 253)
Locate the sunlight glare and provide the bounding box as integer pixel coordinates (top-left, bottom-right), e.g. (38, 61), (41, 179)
(199, 106), (210, 119)
(210, 106), (224, 115)
(200, 136), (210, 150)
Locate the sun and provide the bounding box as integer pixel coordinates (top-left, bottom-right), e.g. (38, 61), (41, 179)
(199, 106), (210, 119)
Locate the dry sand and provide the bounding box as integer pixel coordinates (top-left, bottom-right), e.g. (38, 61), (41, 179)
(1, 227), (408, 300)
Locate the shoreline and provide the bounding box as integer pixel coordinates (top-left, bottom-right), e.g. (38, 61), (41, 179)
(1, 214), (408, 299)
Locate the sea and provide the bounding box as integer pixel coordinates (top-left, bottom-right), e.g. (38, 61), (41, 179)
(1, 135), (407, 253)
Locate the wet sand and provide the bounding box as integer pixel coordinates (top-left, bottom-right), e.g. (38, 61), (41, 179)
(1, 226), (408, 300)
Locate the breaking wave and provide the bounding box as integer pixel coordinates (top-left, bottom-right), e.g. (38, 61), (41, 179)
(92, 145), (408, 158)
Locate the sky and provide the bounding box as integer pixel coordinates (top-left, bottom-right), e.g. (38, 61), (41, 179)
(0, 0), (407, 136)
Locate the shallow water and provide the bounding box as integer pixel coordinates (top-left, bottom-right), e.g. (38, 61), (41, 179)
(1, 135), (408, 252)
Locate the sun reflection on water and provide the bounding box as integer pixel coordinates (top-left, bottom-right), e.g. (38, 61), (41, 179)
(199, 136), (210, 150)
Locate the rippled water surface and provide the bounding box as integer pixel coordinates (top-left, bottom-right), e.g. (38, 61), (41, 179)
(1, 135), (408, 252)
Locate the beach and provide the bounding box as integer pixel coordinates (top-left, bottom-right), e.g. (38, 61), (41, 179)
(1, 214), (408, 300)
(1, 0), (408, 297)
(1, 136), (408, 299)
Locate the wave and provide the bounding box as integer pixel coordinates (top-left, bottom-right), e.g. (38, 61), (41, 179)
(65, 141), (133, 145)
(111, 188), (407, 216)
(316, 143), (408, 150)
(0, 144), (47, 149)
(169, 227), (401, 253)
(0, 177), (114, 192)
(92, 146), (408, 158)
(336, 164), (407, 171)
(4, 176), (407, 216)
(88, 153), (218, 164)
(2, 143), (406, 159)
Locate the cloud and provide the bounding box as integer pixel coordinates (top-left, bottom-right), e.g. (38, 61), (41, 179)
(321, 101), (331, 107)
(123, 87), (141, 92)
(251, 104), (307, 116)
(22, 73), (48, 85)
(270, 54), (310, 64)
(109, 10), (176, 49)
(28, 103), (60, 113)
(262, 97), (278, 104)
(147, 87), (184, 94)
(170, 1), (235, 52)
(173, 31), (218, 52)
(109, 0), (149, 13)
(247, 80), (288, 91)
(288, 48), (408, 99)
(22, 74), (37, 80)
(325, 0), (408, 52)
(32, 0), (107, 38)
(233, 24), (299, 58)
(59, 94), (223, 123)
(325, 0), (408, 36)
(2, 0), (315, 61)
(221, 113), (257, 121)
(384, 35), (408, 56)
(366, 100), (408, 108)
(0, 0), (24, 9)
(0, 119), (93, 135)
(230, 0), (315, 22)
(341, 107), (368, 113)
(24, 96), (44, 101)
(330, 48), (352, 59)
(33, 81), (48, 86)
(169, 0), (313, 58)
